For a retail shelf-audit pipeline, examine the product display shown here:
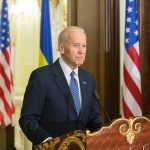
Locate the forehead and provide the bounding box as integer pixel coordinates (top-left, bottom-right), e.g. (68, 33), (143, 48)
(66, 30), (86, 42)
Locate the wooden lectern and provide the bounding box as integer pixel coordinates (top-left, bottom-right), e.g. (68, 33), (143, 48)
(34, 116), (150, 150)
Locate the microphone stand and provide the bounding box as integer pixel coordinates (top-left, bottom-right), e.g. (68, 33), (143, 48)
(94, 90), (111, 124)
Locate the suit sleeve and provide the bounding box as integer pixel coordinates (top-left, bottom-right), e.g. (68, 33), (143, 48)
(19, 70), (50, 144)
(87, 76), (103, 131)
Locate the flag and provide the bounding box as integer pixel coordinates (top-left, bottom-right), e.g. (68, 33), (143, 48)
(122, 0), (142, 118)
(0, 0), (15, 127)
(39, 0), (53, 66)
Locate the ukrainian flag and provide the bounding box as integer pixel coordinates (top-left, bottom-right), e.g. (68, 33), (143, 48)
(39, 0), (53, 66)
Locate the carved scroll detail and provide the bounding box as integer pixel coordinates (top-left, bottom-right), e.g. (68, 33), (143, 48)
(58, 131), (86, 150)
(49, 137), (61, 149)
(34, 137), (60, 150)
(34, 131), (85, 150)
(119, 118), (141, 144)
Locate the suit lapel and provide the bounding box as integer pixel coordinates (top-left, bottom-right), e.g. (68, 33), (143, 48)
(78, 69), (88, 118)
(52, 60), (77, 114)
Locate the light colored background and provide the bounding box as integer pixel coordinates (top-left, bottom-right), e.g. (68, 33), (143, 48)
(1, 0), (125, 149)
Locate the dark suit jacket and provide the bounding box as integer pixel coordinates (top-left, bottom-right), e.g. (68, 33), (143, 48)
(19, 59), (103, 145)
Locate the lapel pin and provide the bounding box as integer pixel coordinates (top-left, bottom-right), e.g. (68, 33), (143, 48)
(83, 81), (87, 84)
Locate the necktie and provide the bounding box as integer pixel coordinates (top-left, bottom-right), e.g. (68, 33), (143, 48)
(70, 71), (80, 115)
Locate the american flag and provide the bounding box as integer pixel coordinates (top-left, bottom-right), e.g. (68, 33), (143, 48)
(0, 0), (14, 127)
(122, 0), (142, 118)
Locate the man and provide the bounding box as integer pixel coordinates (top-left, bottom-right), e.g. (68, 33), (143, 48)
(19, 26), (103, 145)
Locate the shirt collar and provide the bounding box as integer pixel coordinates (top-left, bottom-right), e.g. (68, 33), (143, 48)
(59, 57), (79, 77)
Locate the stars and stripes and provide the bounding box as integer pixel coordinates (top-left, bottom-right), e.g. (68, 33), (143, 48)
(0, 0), (15, 127)
(122, 0), (142, 118)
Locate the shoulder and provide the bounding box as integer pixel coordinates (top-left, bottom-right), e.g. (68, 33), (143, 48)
(79, 67), (94, 78)
(32, 65), (52, 75)
(32, 59), (60, 75)
(28, 64), (54, 83)
(29, 60), (61, 80)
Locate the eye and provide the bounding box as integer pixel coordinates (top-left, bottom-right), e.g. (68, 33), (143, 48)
(72, 43), (87, 48)
(82, 44), (87, 48)
(73, 43), (80, 48)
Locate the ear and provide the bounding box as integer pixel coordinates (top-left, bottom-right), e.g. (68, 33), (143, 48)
(59, 43), (65, 54)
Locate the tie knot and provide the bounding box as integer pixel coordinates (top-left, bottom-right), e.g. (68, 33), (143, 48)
(70, 71), (75, 78)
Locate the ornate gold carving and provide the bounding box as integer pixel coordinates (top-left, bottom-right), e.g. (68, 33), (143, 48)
(34, 131), (85, 150)
(86, 130), (91, 134)
(49, 137), (61, 149)
(58, 131), (86, 150)
(119, 118), (141, 144)
(34, 137), (60, 150)
(35, 142), (49, 150)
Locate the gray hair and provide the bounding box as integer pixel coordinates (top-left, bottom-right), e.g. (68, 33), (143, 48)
(58, 26), (86, 45)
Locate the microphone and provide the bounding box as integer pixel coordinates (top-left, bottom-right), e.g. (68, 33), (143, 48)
(93, 90), (111, 123)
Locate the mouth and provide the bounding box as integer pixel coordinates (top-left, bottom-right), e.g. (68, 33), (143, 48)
(76, 57), (84, 59)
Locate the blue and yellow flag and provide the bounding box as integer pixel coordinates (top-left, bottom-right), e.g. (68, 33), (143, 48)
(39, 0), (53, 66)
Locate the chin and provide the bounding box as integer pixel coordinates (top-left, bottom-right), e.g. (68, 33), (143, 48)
(74, 60), (85, 67)
(77, 62), (84, 66)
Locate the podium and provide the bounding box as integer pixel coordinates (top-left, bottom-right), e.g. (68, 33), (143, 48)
(34, 116), (150, 150)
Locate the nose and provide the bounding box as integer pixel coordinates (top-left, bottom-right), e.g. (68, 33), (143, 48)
(78, 47), (82, 53)
(78, 44), (86, 53)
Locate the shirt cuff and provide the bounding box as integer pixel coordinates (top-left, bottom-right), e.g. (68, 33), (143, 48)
(42, 137), (53, 143)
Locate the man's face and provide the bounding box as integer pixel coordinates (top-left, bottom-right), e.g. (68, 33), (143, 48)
(60, 30), (87, 69)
